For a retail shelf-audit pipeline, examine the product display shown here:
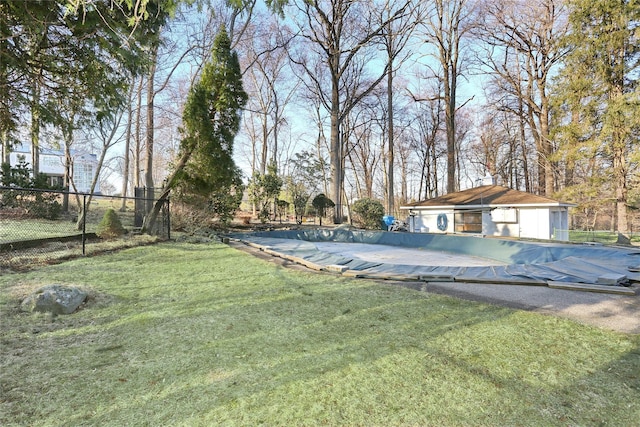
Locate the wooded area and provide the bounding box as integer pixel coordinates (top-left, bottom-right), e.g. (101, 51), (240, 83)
(1, 0), (638, 233)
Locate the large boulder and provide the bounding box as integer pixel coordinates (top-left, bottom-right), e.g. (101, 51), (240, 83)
(21, 285), (87, 315)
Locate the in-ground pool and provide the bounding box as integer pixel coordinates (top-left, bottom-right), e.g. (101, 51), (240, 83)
(228, 228), (640, 290)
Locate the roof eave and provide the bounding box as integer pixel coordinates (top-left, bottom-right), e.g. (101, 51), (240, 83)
(400, 202), (576, 210)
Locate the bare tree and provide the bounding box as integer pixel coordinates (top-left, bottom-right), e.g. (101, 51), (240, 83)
(343, 100), (381, 199)
(378, 0), (419, 214)
(72, 110), (125, 229)
(238, 16), (298, 175)
(407, 91), (445, 200)
(415, 0), (475, 193)
(453, 106), (474, 188)
(133, 76), (145, 189)
(472, 0), (569, 195)
(119, 81), (136, 210)
(395, 125), (414, 204)
(142, 12), (197, 212)
(288, 0), (411, 223)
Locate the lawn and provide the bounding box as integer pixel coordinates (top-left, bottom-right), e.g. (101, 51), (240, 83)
(0, 197), (137, 244)
(1, 241), (639, 426)
(569, 229), (640, 244)
(0, 218), (81, 243)
(0, 196), (135, 243)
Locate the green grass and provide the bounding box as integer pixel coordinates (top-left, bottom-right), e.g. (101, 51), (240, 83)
(0, 218), (81, 243)
(569, 229), (640, 244)
(1, 241), (639, 426)
(0, 198), (137, 244)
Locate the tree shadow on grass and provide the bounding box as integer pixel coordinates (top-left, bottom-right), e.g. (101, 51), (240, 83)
(2, 242), (639, 426)
(65, 288), (640, 426)
(60, 291), (510, 425)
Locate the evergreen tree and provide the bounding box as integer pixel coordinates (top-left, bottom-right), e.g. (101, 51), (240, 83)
(248, 162), (283, 222)
(352, 198), (385, 230)
(0, 0), (170, 171)
(312, 193), (334, 226)
(96, 208), (126, 239)
(556, 0), (639, 235)
(143, 25), (248, 232)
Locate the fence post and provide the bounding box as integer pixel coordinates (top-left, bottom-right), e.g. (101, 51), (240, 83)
(82, 194), (87, 255)
(167, 197), (170, 240)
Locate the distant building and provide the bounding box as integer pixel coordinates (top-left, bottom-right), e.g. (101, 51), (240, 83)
(8, 143), (99, 194)
(400, 184), (575, 241)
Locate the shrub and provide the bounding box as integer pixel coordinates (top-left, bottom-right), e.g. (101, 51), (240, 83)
(27, 193), (61, 220)
(312, 193), (334, 226)
(169, 202), (207, 232)
(172, 169), (244, 228)
(351, 198), (385, 229)
(1, 160), (62, 220)
(96, 208), (126, 239)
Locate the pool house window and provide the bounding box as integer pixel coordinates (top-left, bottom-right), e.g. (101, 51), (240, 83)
(454, 211), (482, 233)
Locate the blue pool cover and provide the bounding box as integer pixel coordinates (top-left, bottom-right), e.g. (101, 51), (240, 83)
(229, 229), (640, 288)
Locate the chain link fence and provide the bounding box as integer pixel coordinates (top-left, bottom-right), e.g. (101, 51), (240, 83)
(0, 187), (170, 270)
(556, 229), (640, 245)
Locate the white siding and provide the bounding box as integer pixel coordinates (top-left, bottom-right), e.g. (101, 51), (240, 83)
(403, 197), (570, 240)
(484, 210), (520, 238)
(519, 208), (550, 239)
(410, 210), (453, 233)
(8, 145), (99, 193)
(39, 153), (66, 175)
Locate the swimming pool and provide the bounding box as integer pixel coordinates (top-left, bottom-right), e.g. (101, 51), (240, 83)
(228, 229), (640, 291)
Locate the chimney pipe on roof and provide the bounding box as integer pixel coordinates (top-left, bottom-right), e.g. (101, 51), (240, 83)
(481, 174), (496, 186)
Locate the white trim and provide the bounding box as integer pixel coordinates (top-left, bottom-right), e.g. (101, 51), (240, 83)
(401, 202), (575, 210)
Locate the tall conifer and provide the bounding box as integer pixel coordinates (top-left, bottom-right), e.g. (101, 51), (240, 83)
(556, 0), (639, 234)
(143, 25), (248, 231)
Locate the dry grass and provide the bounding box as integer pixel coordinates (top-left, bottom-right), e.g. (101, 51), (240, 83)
(0, 241), (639, 426)
(0, 235), (159, 272)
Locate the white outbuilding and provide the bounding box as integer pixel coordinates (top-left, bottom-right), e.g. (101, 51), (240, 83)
(400, 185), (575, 241)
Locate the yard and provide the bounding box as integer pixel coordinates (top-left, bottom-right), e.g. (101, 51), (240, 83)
(0, 197), (138, 245)
(1, 240), (639, 426)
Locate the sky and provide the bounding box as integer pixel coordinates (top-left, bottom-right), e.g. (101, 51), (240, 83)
(79, 1), (491, 197)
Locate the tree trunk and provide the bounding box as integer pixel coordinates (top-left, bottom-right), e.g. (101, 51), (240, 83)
(30, 76), (41, 175)
(445, 77), (456, 193)
(1, 130), (9, 164)
(261, 116), (268, 174)
(330, 92), (343, 223)
(145, 45), (158, 213)
(517, 99), (531, 193)
(538, 78), (554, 196)
(63, 133), (72, 212)
(613, 128), (629, 234)
(272, 91), (280, 169)
(400, 150), (408, 204)
(142, 147), (193, 234)
(134, 78), (144, 188)
(120, 84), (135, 211)
(386, 21), (395, 215)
